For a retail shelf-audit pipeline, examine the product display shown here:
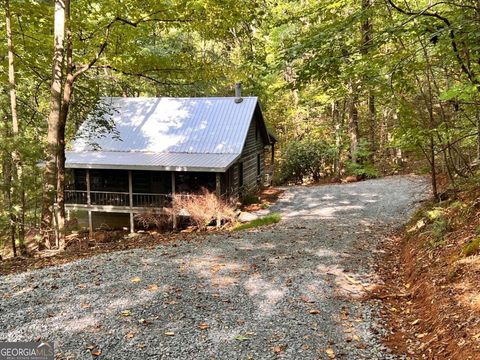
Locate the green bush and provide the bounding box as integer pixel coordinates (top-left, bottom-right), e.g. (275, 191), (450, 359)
(423, 208), (450, 247)
(279, 139), (336, 183)
(345, 139), (379, 178)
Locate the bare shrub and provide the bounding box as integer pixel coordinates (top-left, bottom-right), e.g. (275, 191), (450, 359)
(134, 210), (172, 230)
(172, 188), (236, 230)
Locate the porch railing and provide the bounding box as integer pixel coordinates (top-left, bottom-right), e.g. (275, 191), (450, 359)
(65, 190), (88, 205)
(133, 193), (172, 207)
(65, 190), (172, 208)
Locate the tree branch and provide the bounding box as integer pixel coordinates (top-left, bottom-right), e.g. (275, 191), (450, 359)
(72, 11), (192, 80)
(91, 65), (194, 86)
(385, 0), (477, 86)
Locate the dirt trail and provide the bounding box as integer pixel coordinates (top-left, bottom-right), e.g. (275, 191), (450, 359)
(0, 176), (429, 359)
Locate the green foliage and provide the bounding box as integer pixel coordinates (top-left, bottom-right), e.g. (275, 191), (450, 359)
(422, 207), (450, 247)
(345, 140), (379, 178)
(462, 238), (480, 257)
(233, 213), (281, 231)
(279, 138), (336, 183)
(426, 208), (445, 221)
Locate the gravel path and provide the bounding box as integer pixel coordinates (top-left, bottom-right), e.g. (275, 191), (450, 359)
(0, 176), (429, 359)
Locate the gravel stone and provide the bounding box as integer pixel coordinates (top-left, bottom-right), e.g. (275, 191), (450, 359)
(0, 176), (429, 359)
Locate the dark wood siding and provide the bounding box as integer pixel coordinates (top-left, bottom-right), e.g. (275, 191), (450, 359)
(231, 114), (267, 195)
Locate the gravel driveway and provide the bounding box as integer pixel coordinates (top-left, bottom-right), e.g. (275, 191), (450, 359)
(0, 176), (429, 359)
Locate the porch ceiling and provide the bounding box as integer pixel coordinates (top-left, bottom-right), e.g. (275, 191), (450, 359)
(65, 151), (239, 172)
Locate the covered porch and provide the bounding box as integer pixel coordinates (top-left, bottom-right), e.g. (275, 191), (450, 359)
(65, 168), (229, 234)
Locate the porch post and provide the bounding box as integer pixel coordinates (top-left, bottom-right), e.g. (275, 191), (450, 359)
(216, 173), (221, 228)
(86, 169), (91, 205)
(86, 169), (92, 237)
(216, 173), (221, 197)
(88, 211), (93, 238)
(271, 143), (275, 181)
(171, 172), (177, 230)
(128, 170), (134, 233)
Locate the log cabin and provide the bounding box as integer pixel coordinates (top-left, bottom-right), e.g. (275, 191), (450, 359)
(65, 85), (276, 233)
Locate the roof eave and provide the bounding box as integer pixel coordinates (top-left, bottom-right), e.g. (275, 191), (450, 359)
(65, 153), (241, 173)
(65, 163), (228, 173)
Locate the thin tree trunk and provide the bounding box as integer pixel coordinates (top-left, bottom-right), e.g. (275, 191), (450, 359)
(41, 0), (66, 249)
(349, 90), (359, 164)
(430, 135), (438, 201)
(5, 0), (26, 254)
(2, 117), (16, 257)
(361, 0), (376, 160)
(368, 93), (376, 158)
(477, 111), (480, 160)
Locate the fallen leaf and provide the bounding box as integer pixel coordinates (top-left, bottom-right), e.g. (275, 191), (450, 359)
(198, 323), (209, 330)
(345, 274), (360, 285)
(130, 277), (142, 283)
(164, 331), (175, 336)
(234, 335), (250, 341)
(125, 331), (135, 339)
(91, 349), (102, 357)
(301, 295), (315, 304)
(309, 309), (321, 315)
(325, 348), (336, 359)
(81, 303), (91, 309)
(147, 284), (159, 291)
(273, 344), (286, 353)
(121, 310), (131, 317)
(404, 283), (411, 289)
(235, 335), (250, 341)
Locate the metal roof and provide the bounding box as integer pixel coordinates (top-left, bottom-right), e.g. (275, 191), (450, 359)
(67, 96), (263, 172)
(65, 151), (239, 172)
(73, 97), (259, 154)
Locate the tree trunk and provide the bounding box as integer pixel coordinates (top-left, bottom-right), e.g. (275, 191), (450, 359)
(5, 0), (26, 254)
(41, 0), (66, 249)
(56, 0), (73, 250)
(477, 110), (480, 160)
(361, 0), (376, 160)
(367, 92), (376, 158)
(2, 118), (16, 257)
(349, 91), (359, 163)
(429, 135), (438, 201)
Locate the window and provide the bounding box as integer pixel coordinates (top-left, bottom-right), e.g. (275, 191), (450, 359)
(257, 154), (261, 176)
(238, 162), (244, 188)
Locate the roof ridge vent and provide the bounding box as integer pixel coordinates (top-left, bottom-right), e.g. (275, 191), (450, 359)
(234, 82), (243, 103)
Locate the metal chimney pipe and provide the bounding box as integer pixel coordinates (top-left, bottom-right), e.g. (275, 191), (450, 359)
(234, 82), (243, 103)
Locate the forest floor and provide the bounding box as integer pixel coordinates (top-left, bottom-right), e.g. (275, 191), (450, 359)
(375, 177), (480, 359)
(0, 176), (428, 359)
